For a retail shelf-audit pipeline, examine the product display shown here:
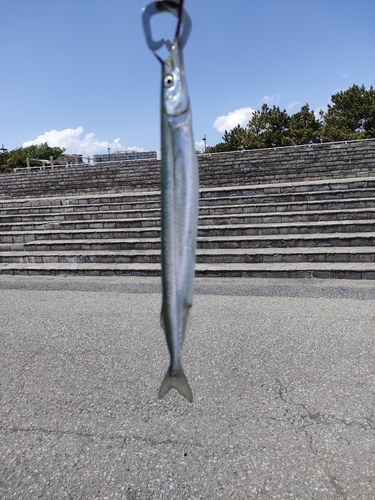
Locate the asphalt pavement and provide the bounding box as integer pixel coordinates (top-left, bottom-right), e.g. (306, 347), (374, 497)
(0, 275), (374, 499)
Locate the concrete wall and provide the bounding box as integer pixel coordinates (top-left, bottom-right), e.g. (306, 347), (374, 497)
(1, 139), (374, 199)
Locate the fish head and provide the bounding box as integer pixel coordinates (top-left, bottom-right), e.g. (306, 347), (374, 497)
(162, 44), (189, 117)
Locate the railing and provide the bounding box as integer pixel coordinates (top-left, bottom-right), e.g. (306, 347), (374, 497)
(14, 155), (159, 172)
(201, 137), (375, 157)
(14, 156), (94, 172)
(12, 138), (374, 173)
(89, 157), (159, 166)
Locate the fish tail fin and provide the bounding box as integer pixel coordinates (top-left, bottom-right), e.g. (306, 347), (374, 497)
(158, 365), (193, 403)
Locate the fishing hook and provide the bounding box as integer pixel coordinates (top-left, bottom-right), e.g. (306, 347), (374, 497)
(142, 0), (191, 55)
(175, 0), (185, 41)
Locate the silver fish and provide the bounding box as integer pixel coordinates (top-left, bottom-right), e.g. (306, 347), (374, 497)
(142, 1), (199, 402)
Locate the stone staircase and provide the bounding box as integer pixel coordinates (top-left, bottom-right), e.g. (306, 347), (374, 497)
(1, 172), (375, 278)
(1, 139), (375, 199)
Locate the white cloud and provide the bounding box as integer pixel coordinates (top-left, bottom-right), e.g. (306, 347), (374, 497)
(23, 127), (145, 156)
(262, 94), (281, 105)
(288, 100), (300, 111)
(195, 139), (205, 152)
(213, 107), (254, 134)
(342, 73), (347, 78)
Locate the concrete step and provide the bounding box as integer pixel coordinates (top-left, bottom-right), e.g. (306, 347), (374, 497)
(2, 140), (375, 200)
(0, 261), (374, 279)
(201, 190), (375, 207)
(3, 193), (375, 232)
(2, 186), (375, 220)
(0, 190), (161, 210)
(201, 197), (375, 214)
(3, 219), (375, 244)
(1, 197), (375, 225)
(2, 207), (375, 232)
(199, 176), (375, 196)
(0, 217), (161, 232)
(0, 198), (161, 215)
(0, 199), (375, 228)
(2, 176), (374, 210)
(21, 232), (375, 252)
(0, 208), (162, 223)
(1, 172), (374, 279)
(1, 247), (374, 265)
(198, 219), (375, 237)
(0, 189), (375, 223)
(200, 209), (375, 225)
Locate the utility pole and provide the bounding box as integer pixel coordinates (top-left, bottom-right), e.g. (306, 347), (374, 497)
(1, 144), (8, 167)
(202, 135), (206, 153)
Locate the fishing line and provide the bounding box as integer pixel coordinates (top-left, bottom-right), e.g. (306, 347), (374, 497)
(175, 0), (185, 43)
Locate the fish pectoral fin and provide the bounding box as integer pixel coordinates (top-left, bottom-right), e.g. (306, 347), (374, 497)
(158, 365), (193, 402)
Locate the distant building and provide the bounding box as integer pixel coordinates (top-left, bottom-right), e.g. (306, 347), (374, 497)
(55, 154), (84, 165)
(93, 151), (157, 163)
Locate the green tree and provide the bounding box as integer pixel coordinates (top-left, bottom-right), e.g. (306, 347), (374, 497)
(205, 125), (248, 153)
(206, 84), (375, 153)
(207, 85), (375, 152)
(206, 104), (293, 152)
(289, 104), (323, 145)
(4, 143), (65, 171)
(0, 150), (11, 173)
(246, 104), (292, 148)
(322, 84), (375, 141)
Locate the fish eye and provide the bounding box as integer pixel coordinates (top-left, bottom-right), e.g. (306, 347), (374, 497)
(164, 74), (174, 88)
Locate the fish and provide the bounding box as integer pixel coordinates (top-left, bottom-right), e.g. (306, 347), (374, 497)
(157, 16), (199, 402)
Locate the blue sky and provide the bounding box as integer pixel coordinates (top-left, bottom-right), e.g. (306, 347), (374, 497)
(1, 0), (374, 155)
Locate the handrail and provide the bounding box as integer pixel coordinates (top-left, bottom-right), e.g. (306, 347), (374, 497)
(14, 155), (95, 172)
(201, 137), (375, 157)
(14, 157), (158, 172)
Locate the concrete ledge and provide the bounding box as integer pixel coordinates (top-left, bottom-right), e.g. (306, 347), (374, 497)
(1, 140), (374, 199)
(1, 261), (375, 279)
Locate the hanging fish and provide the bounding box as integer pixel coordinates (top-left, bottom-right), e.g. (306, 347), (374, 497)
(142, 0), (199, 402)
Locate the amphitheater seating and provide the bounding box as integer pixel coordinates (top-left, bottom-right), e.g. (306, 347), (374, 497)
(1, 139), (374, 278)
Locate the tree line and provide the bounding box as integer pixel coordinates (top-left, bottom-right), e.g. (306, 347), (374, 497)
(0, 143), (65, 173)
(206, 84), (375, 153)
(1, 84), (374, 172)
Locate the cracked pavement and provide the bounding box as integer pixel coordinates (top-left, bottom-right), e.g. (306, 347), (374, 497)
(0, 276), (374, 499)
